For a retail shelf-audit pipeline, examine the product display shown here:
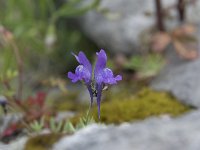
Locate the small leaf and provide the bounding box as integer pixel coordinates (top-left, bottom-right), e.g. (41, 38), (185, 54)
(75, 119), (85, 129)
(173, 40), (198, 60)
(56, 121), (63, 133)
(63, 121), (75, 133)
(29, 117), (45, 133)
(173, 24), (196, 37)
(151, 32), (171, 52)
(52, 0), (100, 21)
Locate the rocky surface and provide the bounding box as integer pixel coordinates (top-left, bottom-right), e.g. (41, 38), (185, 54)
(77, 0), (200, 54)
(150, 25), (200, 109)
(77, 0), (156, 54)
(53, 110), (200, 150)
(151, 56), (200, 108)
(0, 137), (27, 150)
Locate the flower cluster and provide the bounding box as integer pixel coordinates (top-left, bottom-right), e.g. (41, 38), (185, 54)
(68, 49), (122, 118)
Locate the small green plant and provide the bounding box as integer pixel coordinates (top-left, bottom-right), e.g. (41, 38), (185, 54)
(63, 121), (76, 133)
(62, 115), (94, 133)
(29, 115), (94, 135)
(75, 115), (95, 130)
(124, 54), (165, 79)
(29, 117), (45, 133)
(49, 118), (63, 133)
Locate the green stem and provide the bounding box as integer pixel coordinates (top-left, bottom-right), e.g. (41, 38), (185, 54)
(10, 40), (23, 100)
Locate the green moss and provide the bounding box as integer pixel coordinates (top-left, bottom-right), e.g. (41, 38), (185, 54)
(94, 88), (192, 124)
(24, 133), (63, 150)
(72, 88), (192, 124)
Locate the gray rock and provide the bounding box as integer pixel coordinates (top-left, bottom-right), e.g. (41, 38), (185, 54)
(0, 137), (27, 150)
(150, 24), (200, 108)
(151, 57), (200, 108)
(77, 0), (200, 54)
(77, 0), (155, 54)
(53, 110), (200, 150)
(150, 10), (200, 107)
(187, 1), (200, 23)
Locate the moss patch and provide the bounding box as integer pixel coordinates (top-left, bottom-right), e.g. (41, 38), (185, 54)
(98, 88), (192, 123)
(24, 133), (63, 150)
(73, 88), (192, 124)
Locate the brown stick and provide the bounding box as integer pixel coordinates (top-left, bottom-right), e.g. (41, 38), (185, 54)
(177, 0), (186, 22)
(155, 0), (165, 31)
(10, 41), (23, 100)
(163, 0), (195, 20)
(3, 80), (11, 91)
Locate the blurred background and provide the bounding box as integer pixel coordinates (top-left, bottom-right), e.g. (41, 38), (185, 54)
(0, 0), (200, 150)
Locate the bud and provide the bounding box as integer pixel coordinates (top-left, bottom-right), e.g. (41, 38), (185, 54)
(0, 96), (7, 114)
(45, 24), (56, 50)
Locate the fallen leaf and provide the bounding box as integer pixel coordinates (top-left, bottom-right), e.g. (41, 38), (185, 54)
(173, 24), (196, 37)
(151, 32), (171, 52)
(173, 40), (198, 60)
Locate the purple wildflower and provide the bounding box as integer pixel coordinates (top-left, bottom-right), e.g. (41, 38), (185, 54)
(94, 50), (122, 118)
(68, 49), (122, 118)
(68, 52), (92, 83)
(68, 52), (94, 105)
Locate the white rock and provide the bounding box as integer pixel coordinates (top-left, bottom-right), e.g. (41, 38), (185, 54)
(53, 110), (200, 150)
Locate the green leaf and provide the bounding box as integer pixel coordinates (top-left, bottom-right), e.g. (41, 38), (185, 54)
(63, 121), (76, 133)
(29, 117), (45, 133)
(52, 0), (100, 21)
(124, 54), (165, 78)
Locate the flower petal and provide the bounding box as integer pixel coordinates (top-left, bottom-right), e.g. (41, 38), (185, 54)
(77, 65), (91, 83)
(73, 51), (92, 74)
(68, 72), (79, 83)
(95, 49), (107, 76)
(115, 75), (122, 81)
(68, 65), (91, 83)
(102, 68), (117, 84)
(95, 67), (122, 85)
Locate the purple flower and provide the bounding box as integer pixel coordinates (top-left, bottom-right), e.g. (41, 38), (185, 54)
(68, 52), (92, 84)
(94, 50), (122, 118)
(68, 51), (94, 105)
(68, 49), (122, 118)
